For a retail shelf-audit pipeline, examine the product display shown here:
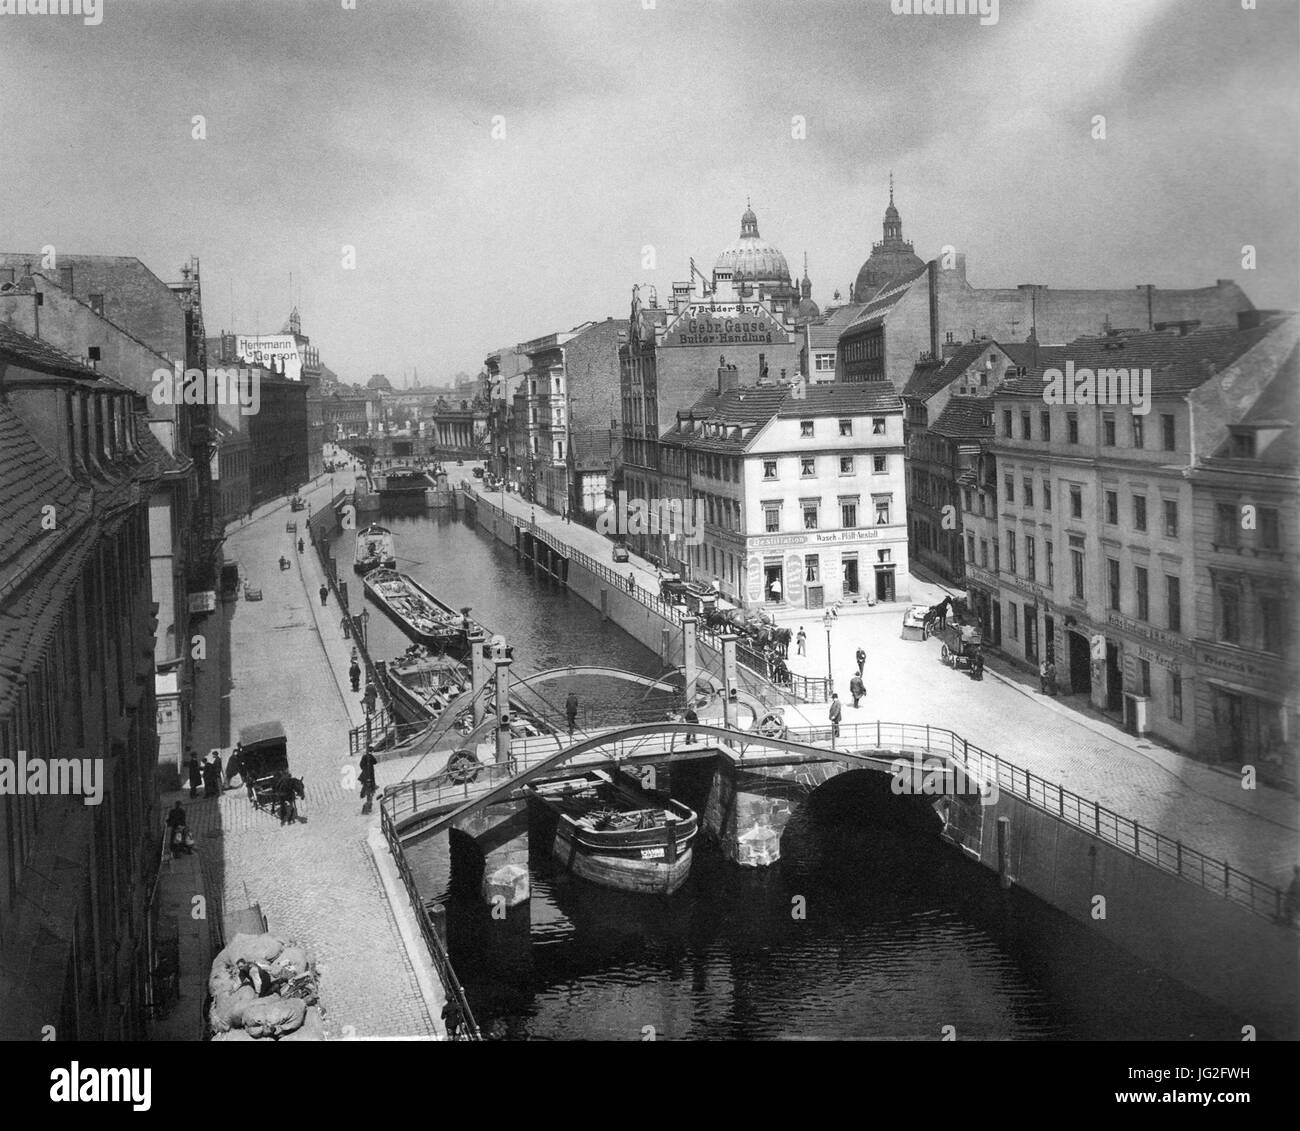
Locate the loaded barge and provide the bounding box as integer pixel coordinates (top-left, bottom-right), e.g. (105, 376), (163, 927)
(528, 769), (697, 895)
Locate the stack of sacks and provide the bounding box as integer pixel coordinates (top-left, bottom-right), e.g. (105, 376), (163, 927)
(208, 932), (325, 1041)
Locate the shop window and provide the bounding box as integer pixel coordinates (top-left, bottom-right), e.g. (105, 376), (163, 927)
(805, 554), (820, 583)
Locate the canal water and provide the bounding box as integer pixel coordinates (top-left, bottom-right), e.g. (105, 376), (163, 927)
(332, 506), (1244, 1041)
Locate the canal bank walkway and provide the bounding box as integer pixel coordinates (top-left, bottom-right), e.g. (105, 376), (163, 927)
(156, 457), (453, 1040)
(452, 469), (1298, 888)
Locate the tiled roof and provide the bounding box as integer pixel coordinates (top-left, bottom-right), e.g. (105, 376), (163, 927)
(930, 395), (995, 440)
(996, 320), (1286, 398)
(0, 323), (101, 380)
(903, 341), (990, 401)
(138, 424), (189, 475)
(841, 264), (928, 336)
(773, 383), (903, 416)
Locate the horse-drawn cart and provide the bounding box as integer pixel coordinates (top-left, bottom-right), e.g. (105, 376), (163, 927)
(937, 620), (983, 674)
(235, 722), (303, 821)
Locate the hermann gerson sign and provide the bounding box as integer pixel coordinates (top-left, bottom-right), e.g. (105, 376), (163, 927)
(662, 304), (791, 348)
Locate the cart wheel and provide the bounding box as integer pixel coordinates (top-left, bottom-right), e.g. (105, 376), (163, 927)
(941, 644), (951, 665)
(447, 750), (480, 784)
(758, 712), (787, 739)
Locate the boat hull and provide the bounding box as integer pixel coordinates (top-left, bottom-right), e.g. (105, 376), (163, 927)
(552, 827), (694, 895)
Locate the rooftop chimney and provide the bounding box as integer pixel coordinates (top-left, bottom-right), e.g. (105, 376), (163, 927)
(718, 364), (740, 394)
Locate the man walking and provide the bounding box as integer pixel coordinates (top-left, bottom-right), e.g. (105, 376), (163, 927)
(683, 704), (699, 744)
(849, 671), (865, 708)
(828, 693), (842, 744)
(319, 583), (329, 607)
(855, 646), (866, 676)
(565, 691), (579, 736)
(186, 750), (202, 799)
(363, 681), (377, 714)
(796, 626), (806, 656)
(627, 571), (636, 593)
(349, 658), (362, 692)
(359, 750), (378, 815)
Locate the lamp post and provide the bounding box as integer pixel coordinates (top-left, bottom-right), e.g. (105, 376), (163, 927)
(823, 610), (834, 697)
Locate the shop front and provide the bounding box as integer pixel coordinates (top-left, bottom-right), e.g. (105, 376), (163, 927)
(744, 529), (904, 610)
(1196, 644), (1299, 788)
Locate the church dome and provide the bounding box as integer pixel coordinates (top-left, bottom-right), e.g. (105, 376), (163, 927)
(714, 203), (791, 287)
(853, 181), (925, 302)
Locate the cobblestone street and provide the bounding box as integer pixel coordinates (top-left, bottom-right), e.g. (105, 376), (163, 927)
(175, 463), (445, 1039)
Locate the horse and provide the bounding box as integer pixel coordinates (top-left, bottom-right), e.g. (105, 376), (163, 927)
(772, 627), (792, 657)
(274, 775), (305, 825)
(921, 597), (952, 637)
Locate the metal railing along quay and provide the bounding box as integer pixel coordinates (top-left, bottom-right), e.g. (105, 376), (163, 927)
(464, 487), (828, 703)
(787, 721), (1289, 924)
(379, 802), (481, 1040)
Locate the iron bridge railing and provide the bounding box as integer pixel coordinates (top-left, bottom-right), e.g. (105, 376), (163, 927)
(385, 717), (1291, 926)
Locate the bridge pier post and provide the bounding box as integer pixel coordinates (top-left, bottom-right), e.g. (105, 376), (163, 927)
(453, 799), (531, 910)
(702, 758), (822, 867)
(682, 617), (698, 704)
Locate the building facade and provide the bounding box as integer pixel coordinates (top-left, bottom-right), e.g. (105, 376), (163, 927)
(975, 315), (1292, 753)
(838, 250), (1257, 392)
(657, 382), (908, 609)
(0, 325), (163, 1040)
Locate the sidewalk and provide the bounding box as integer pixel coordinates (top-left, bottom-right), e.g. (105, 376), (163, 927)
(152, 463), (448, 1040)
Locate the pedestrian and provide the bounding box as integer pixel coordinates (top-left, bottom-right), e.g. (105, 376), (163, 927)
(442, 998), (464, 1040)
(561, 506), (568, 522)
(1039, 659), (1050, 694)
(202, 759), (218, 799)
(342, 615), (352, 640)
(627, 571), (636, 593)
(349, 659), (362, 692)
(828, 693), (842, 742)
(363, 681), (377, 714)
(186, 751), (201, 799)
(319, 583), (329, 606)
(796, 626), (806, 656)
(684, 705), (699, 744)
(565, 691), (578, 736)
(359, 750), (378, 815)
(849, 672), (865, 708)
(855, 646), (866, 676)
(211, 749), (224, 791)
(297, 537), (304, 554)
(1046, 659), (1057, 696)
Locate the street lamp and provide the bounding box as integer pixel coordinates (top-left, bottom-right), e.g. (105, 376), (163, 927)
(823, 610), (834, 696)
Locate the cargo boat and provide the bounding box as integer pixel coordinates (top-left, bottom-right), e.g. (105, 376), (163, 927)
(362, 569), (478, 657)
(381, 644), (554, 739)
(377, 469), (435, 497)
(527, 769), (697, 895)
(353, 523), (397, 574)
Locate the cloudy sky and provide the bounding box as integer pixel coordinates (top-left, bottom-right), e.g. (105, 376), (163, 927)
(2, 0), (1295, 384)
